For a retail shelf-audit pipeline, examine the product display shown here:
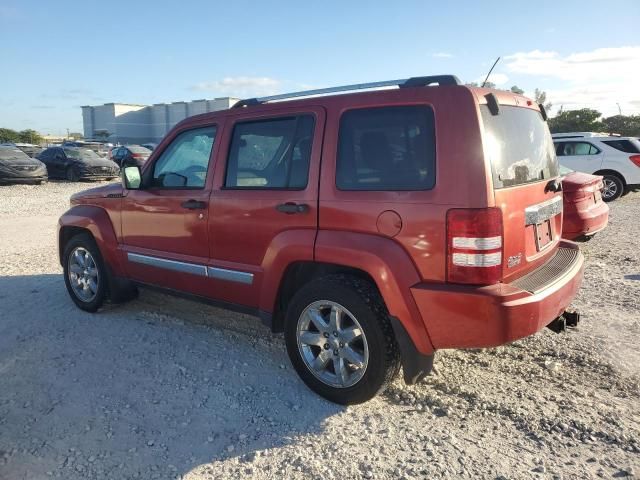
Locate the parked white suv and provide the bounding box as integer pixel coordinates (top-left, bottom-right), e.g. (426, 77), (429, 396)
(552, 132), (640, 201)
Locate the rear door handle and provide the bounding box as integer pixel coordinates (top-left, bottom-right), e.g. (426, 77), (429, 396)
(276, 202), (309, 214)
(181, 199), (207, 210)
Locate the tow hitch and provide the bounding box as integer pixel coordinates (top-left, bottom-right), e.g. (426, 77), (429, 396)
(547, 310), (580, 333)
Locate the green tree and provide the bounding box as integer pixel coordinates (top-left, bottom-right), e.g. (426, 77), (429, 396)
(600, 115), (640, 136)
(548, 108), (603, 133)
(510, 85), (524, 94)
(17, 129), (44, 145)
(534, 89), (552, 112)
(0, 128), (19, 143)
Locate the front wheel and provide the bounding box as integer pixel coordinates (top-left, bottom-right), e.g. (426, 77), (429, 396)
(284, 274), (400, 404)
(63, 233), (108, 312)
(602, 174), (624, 202)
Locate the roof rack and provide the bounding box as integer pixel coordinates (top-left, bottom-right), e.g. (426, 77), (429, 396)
(551, 132), (622, 138)
(232, 75), (461, 108)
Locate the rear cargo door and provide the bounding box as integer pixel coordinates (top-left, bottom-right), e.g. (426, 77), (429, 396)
(481, 104), (562, 281)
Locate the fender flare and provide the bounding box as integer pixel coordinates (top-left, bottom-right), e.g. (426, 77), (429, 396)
(314, 230), (434, 356)
(258, 228), (316, 313)
(58, 205), (125, 277)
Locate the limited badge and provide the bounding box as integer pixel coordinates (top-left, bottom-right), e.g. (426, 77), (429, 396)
(508, 253), (522, 268)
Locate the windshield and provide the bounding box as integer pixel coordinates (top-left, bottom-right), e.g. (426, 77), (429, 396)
(481, 105), (559, 188)
(64, 147), (101, 160)
(128, 146), (151, 155)
(0, 148), (31, 162)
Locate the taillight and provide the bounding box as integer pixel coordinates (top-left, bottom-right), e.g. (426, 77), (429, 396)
(629, 155), (640, 167)
(132, 153), (143, 158)
(447, 208), (503, 285)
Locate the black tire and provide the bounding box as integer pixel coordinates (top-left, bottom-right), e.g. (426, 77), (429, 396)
(602, 174), (624, 202)
(66, 166), (80, 182)
(284, 274), (401, 404)
(62, 233), (108, 312)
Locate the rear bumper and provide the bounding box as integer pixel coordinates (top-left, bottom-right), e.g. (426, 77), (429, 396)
(411, 241), (584, 349)
(563, 201), (609, 240)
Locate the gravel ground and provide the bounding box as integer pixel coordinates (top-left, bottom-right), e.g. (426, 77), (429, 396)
(0, 180), (638, 480)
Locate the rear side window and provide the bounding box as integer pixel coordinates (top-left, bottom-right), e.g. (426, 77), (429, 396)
(481, 105), (558, 188)
(555, 142), (600, 156)
(336, 106), (436, 191)
(602, 139), (640, 153)
(225, 115), (315, 189)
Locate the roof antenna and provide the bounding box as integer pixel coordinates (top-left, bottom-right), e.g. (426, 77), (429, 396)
(481, 57), (501, 87)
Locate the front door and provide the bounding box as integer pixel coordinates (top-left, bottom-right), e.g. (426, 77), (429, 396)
(121, 124), (219, 297)
(208, 107), (324, 309)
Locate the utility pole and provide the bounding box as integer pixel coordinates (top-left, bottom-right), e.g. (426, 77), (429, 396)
(66, 128), (70, 139)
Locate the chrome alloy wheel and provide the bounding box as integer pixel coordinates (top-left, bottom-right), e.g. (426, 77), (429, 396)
(296, 300), (369, 388)
(68, 247), (99, 302)
(602, 178), (618, 200)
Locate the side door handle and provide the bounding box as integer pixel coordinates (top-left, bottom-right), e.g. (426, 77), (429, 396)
(181, 199), (207, 210)
(276, 202), (309, 214)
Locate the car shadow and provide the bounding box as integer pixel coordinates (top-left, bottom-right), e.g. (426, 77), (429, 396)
(0, 274), (343, 480)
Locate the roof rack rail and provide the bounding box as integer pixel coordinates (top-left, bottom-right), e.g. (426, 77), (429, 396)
(232, 74), (461, 108)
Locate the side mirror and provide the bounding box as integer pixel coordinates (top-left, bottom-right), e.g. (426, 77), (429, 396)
(122, 165), (142, 189)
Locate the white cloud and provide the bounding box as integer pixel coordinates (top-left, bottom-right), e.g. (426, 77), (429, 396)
(504, 46), (640, 115)
(432, 52), (453, 58)
(190, 76), (281, 97)
(475, 72), (509, 86)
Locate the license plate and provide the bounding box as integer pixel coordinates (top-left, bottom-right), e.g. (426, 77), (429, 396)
(535, 219), (553, 251)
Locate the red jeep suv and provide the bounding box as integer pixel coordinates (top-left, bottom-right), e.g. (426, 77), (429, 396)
(58, 75), (584, 404)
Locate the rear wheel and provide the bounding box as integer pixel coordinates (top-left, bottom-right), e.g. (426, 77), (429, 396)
(63, 233), (107, 312)
(284, 274), (400, 404)
(66, 166), (80, 182)
(602, 174), (624, 202)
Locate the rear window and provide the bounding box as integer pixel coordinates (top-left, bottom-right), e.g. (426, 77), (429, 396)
(336, 106), (436, 191)
(481, 105), (558, 188)
(602, 139), (640, 153)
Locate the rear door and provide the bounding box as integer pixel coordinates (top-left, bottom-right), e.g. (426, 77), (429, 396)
(555, 141), (603, 174)
(480, 103), (562, 281)
(208, 107), (324, 308)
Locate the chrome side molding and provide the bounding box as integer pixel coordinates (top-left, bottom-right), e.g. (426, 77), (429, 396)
(127, 253), (254, 285)
(524, 196), (563, 226)
(207, 267), (254, 285)
(127, 253), (207, 276)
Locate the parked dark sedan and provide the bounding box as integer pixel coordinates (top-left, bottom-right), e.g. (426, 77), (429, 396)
(110, 145), (151, 167)
(37, 147), (119, 181)
(0, 146), (48, 184)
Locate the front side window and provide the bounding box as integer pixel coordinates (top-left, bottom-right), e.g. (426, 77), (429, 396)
(152, 126), (216, 188)
(225, 115), (315, 189)
(336, 106), (436, 191)
(555, 142), (600, 156)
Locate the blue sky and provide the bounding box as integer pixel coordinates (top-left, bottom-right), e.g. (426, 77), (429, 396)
(1, 0), (639, 135)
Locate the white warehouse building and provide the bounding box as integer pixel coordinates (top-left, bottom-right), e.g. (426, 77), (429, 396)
(81, 97), (238, 144)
